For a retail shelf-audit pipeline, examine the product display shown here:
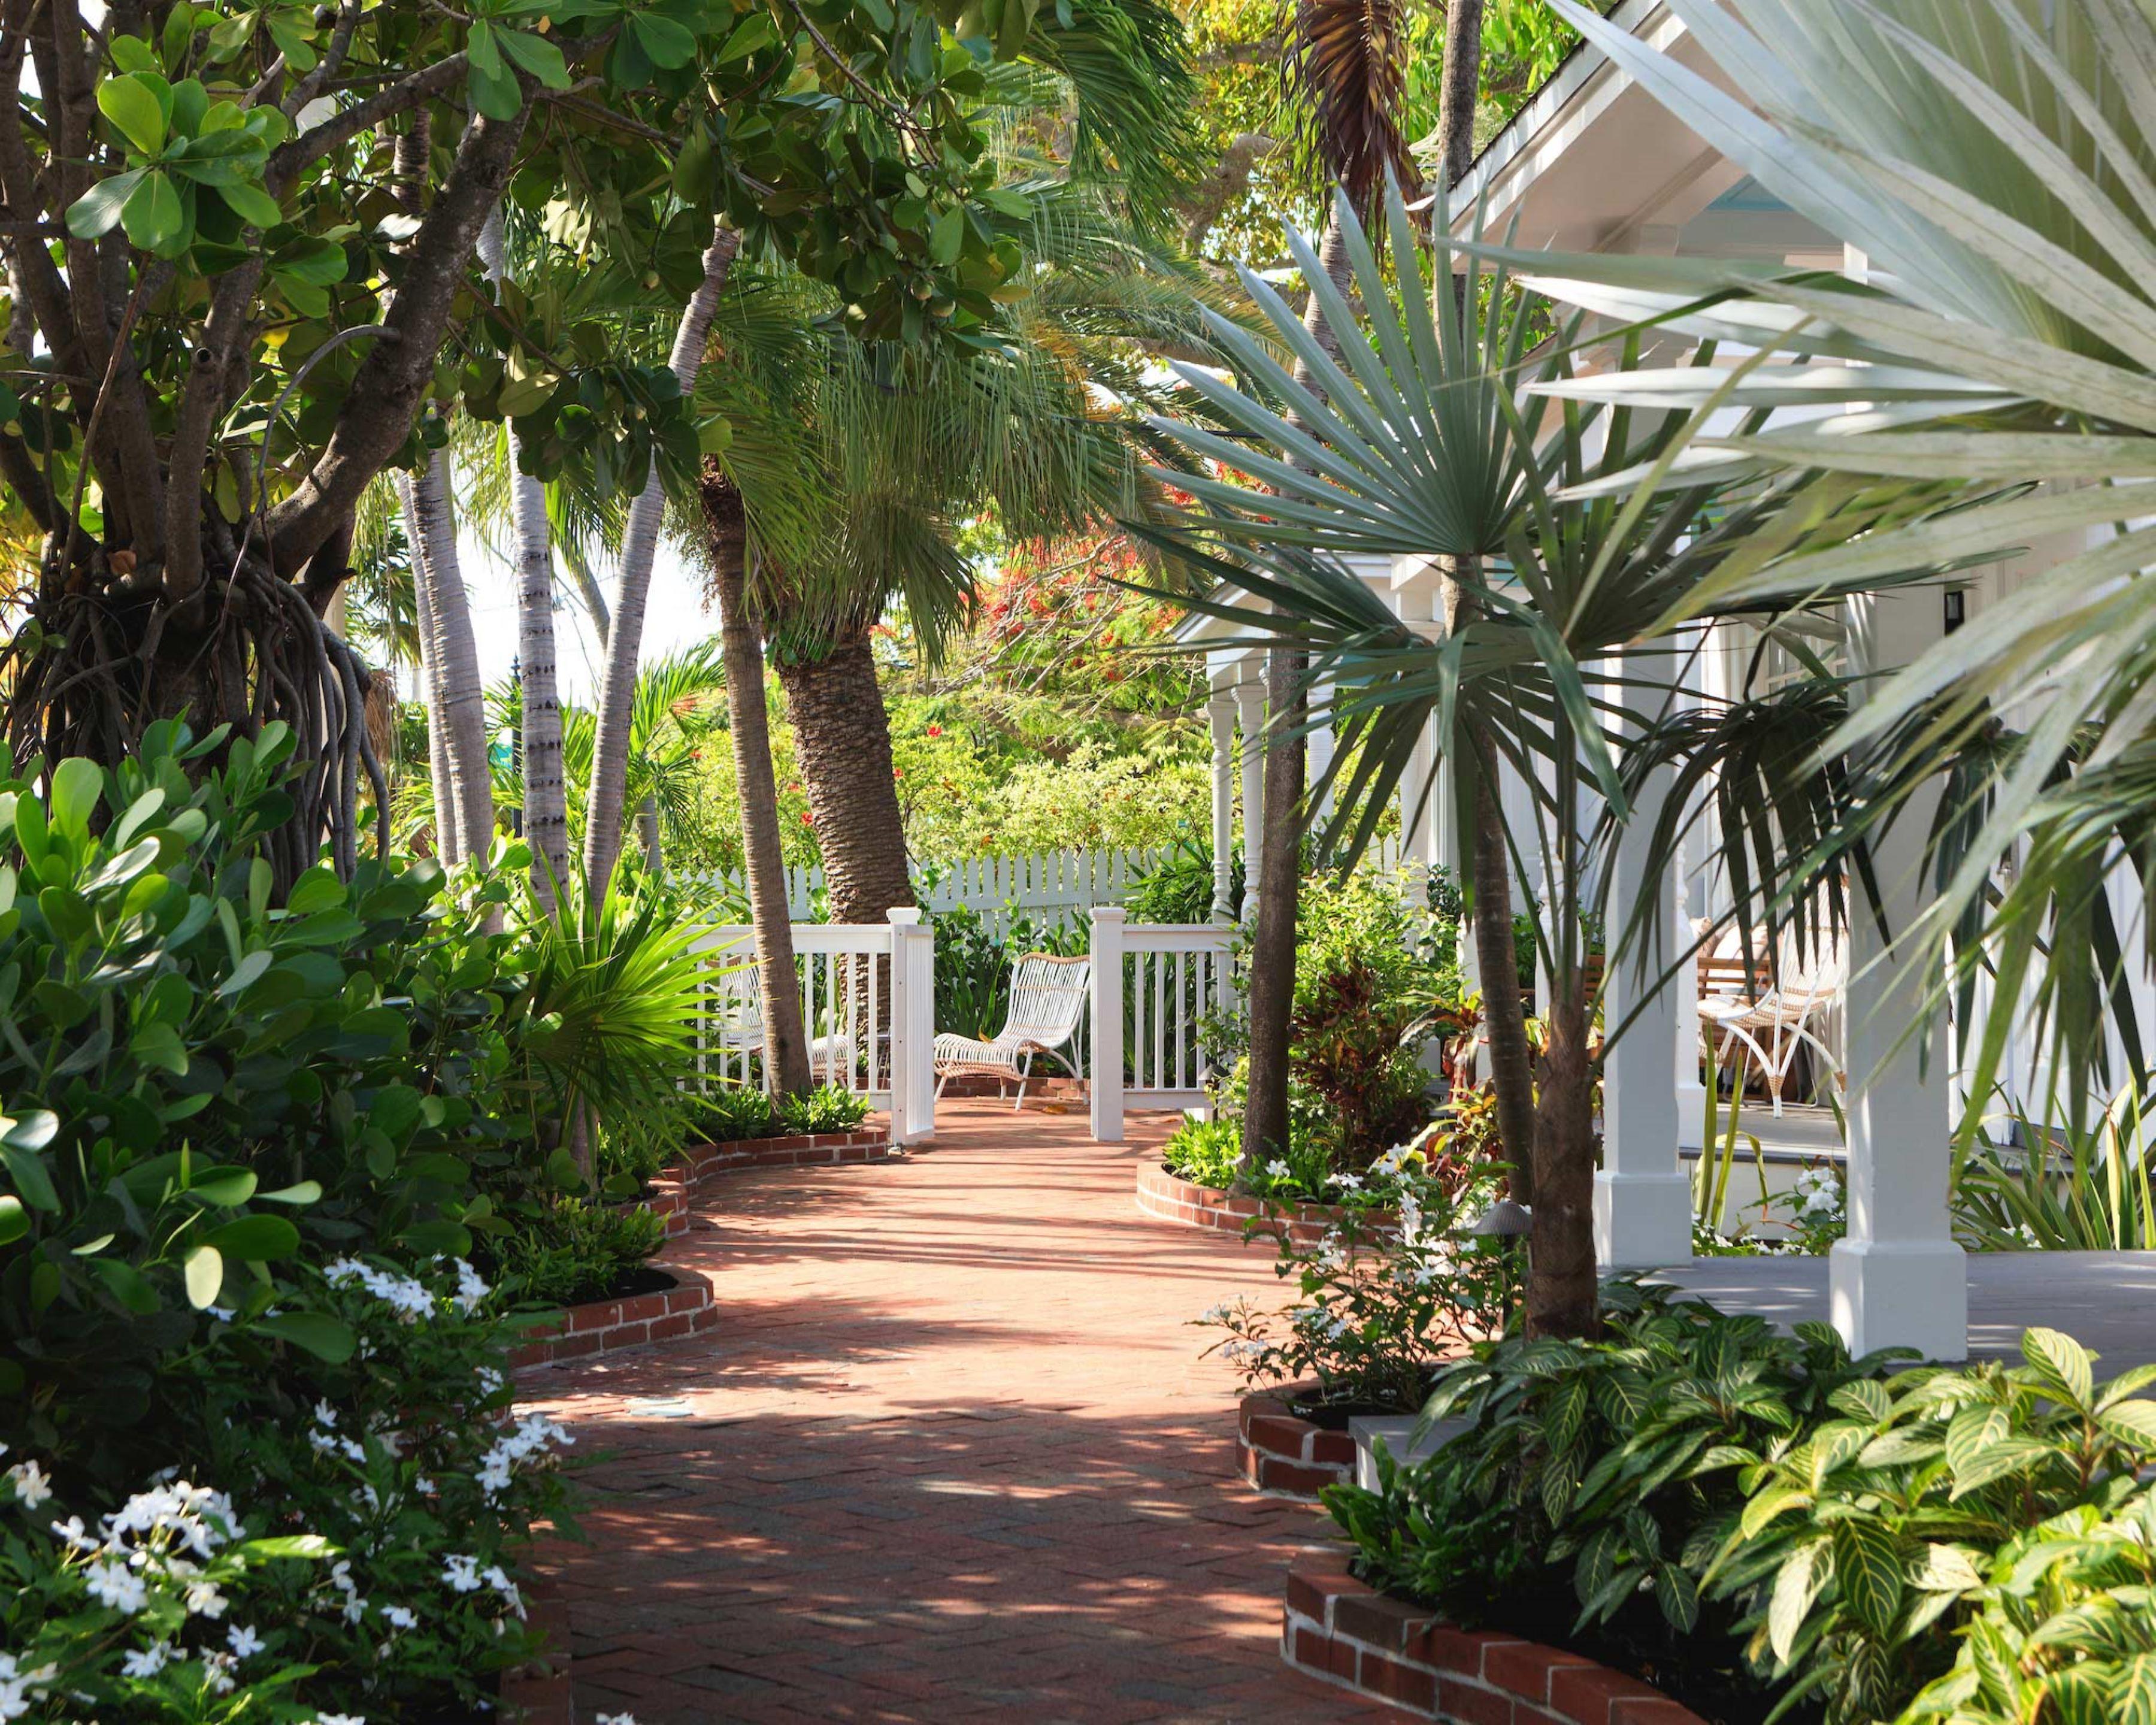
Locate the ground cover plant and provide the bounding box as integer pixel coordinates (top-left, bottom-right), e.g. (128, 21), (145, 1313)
(1325, 1289), (2156, 1725)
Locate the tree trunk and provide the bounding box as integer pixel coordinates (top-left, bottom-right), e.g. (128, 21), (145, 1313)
(774, 628), (917, 925)
(513, 459), (568, 906)
(407, 447), (494, 862)
(701, 469), (813, 1097)
(1435, 0), (1485, 190)
(401, 475), (459, 866)
(1239, 217), (1350, 1174)
(559, 532), (611, 647)
(481, 210), (570, 909)
(584, 223), (740, 903)
(1528, 963), (1597, 1337)
(636, 797), (663, 874)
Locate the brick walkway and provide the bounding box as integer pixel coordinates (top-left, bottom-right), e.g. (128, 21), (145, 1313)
(517, 1100), (1398, 1724)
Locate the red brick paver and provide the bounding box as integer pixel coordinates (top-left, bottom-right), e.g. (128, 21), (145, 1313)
(518, 1101), (1397, 1723)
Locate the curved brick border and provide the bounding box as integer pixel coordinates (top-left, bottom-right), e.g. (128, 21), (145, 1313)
(1283, 1563), (1706, 1724)
(1135, 1163), (1393, 1248)
(1239, 1384), (1356, 1497)
(508, 1264), (720, 1370)
(680, 1127), (895, 1176)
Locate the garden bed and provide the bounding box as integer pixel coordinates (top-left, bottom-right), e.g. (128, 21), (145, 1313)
(508, 1264), (720, 1370)
(497, 1590), (576, 1724)
(1135, 1163), (1394, 1246)
(1283, 1563), (1706, 1725)
(1237, 1383), (1361, 1497)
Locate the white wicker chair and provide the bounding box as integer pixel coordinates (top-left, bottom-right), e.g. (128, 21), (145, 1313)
(1700, 942), (1844, 1117)
(719, 961), (858, 1082)
(934, 953), (1091, 1109)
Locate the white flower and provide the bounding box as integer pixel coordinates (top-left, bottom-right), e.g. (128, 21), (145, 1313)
(323, 1257), (436, 1321)
(597, 1715), (640, 1724)
(104, 1481), (238, 1559)
(1327, 1172), (1363, 1193)
(227, 1623), (265, 1660)
(476, 1366), (504, 1396)
(382, 1603), (417, 1632)
(443, 1553), (482, 1593)
(122, 1641), (175, 1679)
(185, 1579), (229, 1618)
(482, 1564), (525, 1615)
(85, 1558), (149, 1613)
(0, 1653), (57, 1724)
(50, 1515), (96, 1552)
(414, 1477), (437, 1497)
(314, 1400), (339, 1429)
(204, 1650), (238, 1695)
(7, 1460), (52, 1509)
(310, 1714), (367, 1725)
(1264, 1158), (1290, 1180)
(452, 1258), (490, 1314)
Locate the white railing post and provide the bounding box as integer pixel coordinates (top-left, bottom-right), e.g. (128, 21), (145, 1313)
(1090, 906), (1126, 1143)
(886, 908), (935, 1145)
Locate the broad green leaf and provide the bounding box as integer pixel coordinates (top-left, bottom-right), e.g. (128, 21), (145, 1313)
(183, 1243), (223, 1309)
(631, 13), (696, 68)
(98, 72), (169, 156)
(0, 1195), (25, 1246)
(236, 1534), (332, 1559)
(219, 178), (283, 229)
(1833, 1519), (1907, 1637)
(186, 1167), (256, 1208)
(498, 27), (570, 89)
(0, 1140), (59, 1212)
(929, 205), (966, 267)
(49, 757), (102, 837)
(89, 1256), (161, 1314)
(2025, 1327), (2096, 1410)
(216, 949), (272, 997)
(120, 169), (185, 253)
(256, 1181), (322, 1206)
(1769, 1539), (1829, 1666)
(2097, 1399), (2156, 1451)
(253, 1311), (355, 1363)
(201, 1214), (299, 1260)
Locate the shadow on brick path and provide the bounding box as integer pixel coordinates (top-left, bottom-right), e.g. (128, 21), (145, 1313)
(517, 1100), (1401, 1724)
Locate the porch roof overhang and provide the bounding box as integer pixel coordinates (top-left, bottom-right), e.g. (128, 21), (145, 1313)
(1445, 1), (1838, 267)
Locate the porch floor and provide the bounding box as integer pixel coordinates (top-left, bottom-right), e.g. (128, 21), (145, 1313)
(1654, 1251), (2156, 1369)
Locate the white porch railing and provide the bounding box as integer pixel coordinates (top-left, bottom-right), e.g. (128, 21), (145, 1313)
(1087, 907), (1238, 1143)
(691, 910), (935, 1144)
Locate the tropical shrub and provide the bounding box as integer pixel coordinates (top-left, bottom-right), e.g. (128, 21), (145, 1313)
(1321, 1295), (2156, 1725)
(1125, 838), (1241, 924)
(483, 1199), (668, 1309)
(697, 1082), (871, 1144)
(1200, 1170), (1516, 1413)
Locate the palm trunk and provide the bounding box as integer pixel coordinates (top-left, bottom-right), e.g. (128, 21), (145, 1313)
(700, 470), (813, 1097)
(513, 461), (568, 906)
(480, 211), (570, 909)
(1530, 963), (1597, 1337)
(404, 455), (492, 862)
(1239, 217), (1349, 1173)
(584, 223), (741, 903)
(636, 798), (662, 874)
(559, 533), (610, 647)
(774, 627), (916, 924)
(401, 475), (459, 865)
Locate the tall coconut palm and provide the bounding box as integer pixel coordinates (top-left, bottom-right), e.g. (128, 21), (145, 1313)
(1138, 184), (1838, 1337)
(726, 201), (1244, 926)
(582, 223), (743, 906)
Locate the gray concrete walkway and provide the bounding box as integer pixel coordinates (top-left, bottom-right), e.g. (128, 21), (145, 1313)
(1658, 1251), (2156, 1367)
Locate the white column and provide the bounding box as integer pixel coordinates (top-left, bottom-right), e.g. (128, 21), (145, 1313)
(1307, 677), (1337, 822)
(1830, 588), (1967, 1361)
(1674, 839), (1709, 1149)
(1207, 692), (1236, 922)
(887, 909), (935, 1145)
(1595, 648), (1692, 1270)
(1400, 719), (1433, 908)
(1089, 907), (1127, 1143)
(1235, 676), (1264, 927)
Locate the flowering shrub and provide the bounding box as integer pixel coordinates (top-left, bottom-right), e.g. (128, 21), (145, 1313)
(0, 1455), (330, 1723)
(1198, 1170), (1517, 1412)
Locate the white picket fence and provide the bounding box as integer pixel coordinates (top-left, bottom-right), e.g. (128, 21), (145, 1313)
(691, 912), (935, 1144)
(1087, 909), (1238, 1143)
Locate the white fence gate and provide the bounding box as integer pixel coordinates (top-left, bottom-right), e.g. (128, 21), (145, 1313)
(1086, 907), (1237, 1143)
(692, 910), (935, 1144)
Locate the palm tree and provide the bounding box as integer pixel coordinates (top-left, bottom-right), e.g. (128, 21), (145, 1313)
(1140, 186), (1834, 1336)
(722, 202), (1241, 926)
(1490, 0), (2156, 1121)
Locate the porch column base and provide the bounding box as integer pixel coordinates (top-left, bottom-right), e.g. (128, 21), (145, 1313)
(1592, 1171), (1692, 1272)
(1828, 1238), (1967, 1362)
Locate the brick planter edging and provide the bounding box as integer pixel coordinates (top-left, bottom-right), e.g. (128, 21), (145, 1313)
(508, 1264), (720, 1370)
(1135, 1163), (1395, 1248)
(679, 1127), (895, 1177)
(1239, 1384), (1356, 1498)
(1282, 1564), (1707, 1724)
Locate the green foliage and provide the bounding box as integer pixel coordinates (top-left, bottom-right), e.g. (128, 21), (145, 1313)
(1125, 838), (1241, 923)
(1954, 1085), (2156, 1252)
(486, 1197), (665, 1309)
(1198, 1169), (1516, 1413)
(697, 1082), (871, 1144)
(1325, 1294), (2156, 1725)
(1161, 1113), (1242, 1190)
